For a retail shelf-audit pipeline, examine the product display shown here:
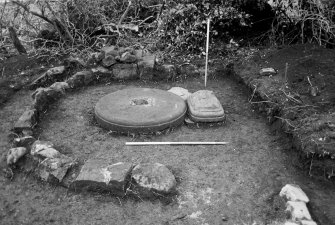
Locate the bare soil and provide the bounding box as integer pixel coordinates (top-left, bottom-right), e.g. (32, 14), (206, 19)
(234, 44), (335, 179)
(0, 67), (335, 224)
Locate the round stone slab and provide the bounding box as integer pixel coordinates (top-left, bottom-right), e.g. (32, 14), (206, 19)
(95, 88), (187, 133)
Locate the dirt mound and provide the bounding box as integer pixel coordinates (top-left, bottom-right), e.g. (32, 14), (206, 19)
(234, 44), (335, 178)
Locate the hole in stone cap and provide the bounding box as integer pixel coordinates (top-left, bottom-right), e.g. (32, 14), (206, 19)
(131, 98), (149, 105)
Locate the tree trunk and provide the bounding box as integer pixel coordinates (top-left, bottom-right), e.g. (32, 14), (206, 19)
(8, 26), (27, 54)
(52, 18), (74, 44)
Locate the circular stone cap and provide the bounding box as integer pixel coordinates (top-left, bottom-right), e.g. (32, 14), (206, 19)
(95, 88), (187, 133)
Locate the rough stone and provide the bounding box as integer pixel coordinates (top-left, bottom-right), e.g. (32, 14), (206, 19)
(30, 66), (65, 87)
(101, 46), (118, 57)
(46, 66), (65, 76)
(38, 154), (75, 182)
(112, 63), (139, 80)
(64, 57), (86, 70)
(155, 64), (177, 81)
(14, 109), (37, 132)
(66, 70), (95, 88)
(50, 82), (69, 94)
(284, 222), (299, 225)
(300, 220), (317, 225)
(91, 66), (113, 79)
(286, 201), (312, 221)
(7, 147), (28, 165)
(32, 87), (64, 112)
(93, 52), (105, 62)
(177, 63), (200, 78)
(259, 68), (277, 76)
(168, 87), (191, 101)
(137, 55), (156, 80)
(280, 184), (309, 203)
(119, 52), (137, 63)
(131, 163), (176, 198)
(70, 160), (133, 195)
(32, 88), (49, 112)
(102, 55), (117, 67)
(13, 136), (36, 149)
(134, 49), (152, 60)
(123, 47), (135, 55)
(22, 129), (33, 136)
(31, 140), (60, 159)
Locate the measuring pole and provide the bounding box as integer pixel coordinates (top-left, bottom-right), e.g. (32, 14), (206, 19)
(205, 17), (210, 87)
(126, 141), (228, 146)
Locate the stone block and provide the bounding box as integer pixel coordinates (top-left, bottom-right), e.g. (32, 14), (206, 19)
(112, 63), (139, 80)
(64, 57), (86, 70)
(131, 163), (176, 198)
(14, 109), (37, 132)
(154, 64), (177, 81)
(300, 220), (317, 225)
(280, 184), (309, 203)
(70, 160), (133, 195)
(259, 68), (277, 76)
(286, 201), (312, 221)
(168, 87), (191, 101)
(102, 55), (117, 67)
(119, 52), (137, 63)
(101, 46), (118, 57)
(91, 66), (113, 80)
(92, 52), (105, 62)
(134, 49), (152, 60)
(137, 55), (156, 80)
(66, 70), (95, 88)
(284, 222), (299, 225)
(28, 140), (75, 183)
(7, 147), (28, 165)
(38, 154), (75, 182)
(50, 82), (69, 94)
(30, 66), (65, 87)
(32, 87), (64, 112)
(177, 63), (200, 78)
(32, 88), (49, 112)
(13, 136), (36, 150)
(31, 140), (60, 159)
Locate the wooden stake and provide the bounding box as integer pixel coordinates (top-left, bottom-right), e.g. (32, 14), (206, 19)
(205, 18), (210, 87)
(126, 141), (228, 146)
